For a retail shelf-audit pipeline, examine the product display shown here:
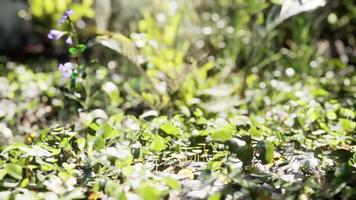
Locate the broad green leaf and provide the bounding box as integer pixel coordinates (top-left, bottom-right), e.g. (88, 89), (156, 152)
(235, 145), (254, 166)
(93, 136), (105, 151)
(98, 123), (112, 138)
(138, 183), (161, 200)
(327, 111), (337, 120)
(257, 141), (275, 164)
(339, 118), (355, 132)
(331, 149), (353, 163)
(69, 44), (86, 55)
(249, 126), (262, 137)
(334, 163), (352, 180)
(271, 0), (282, 4)
(340, 108), (355, 119)
(163, 177), (181, 190)
(0, 169), (7, 180)
(89, 122), (100, 131)
(20, 145), (52, 158)
(19, 178), (30, 188)
(96, 33), (140, 65)
(77, 138), (86, 151)
(160, 123), (180, 137)
(4, 164), (23, 180)
(211, 125), (235, 142)
(208, 193), (222, 200)
(102, 82), (122, 107)
(193, 108), (203, 117)
(150, 135), (166, 151)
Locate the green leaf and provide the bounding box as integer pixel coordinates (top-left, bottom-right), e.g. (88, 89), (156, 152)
(93, 136), (105, 151)
(99, 123), (112, 138)
(327, 111), (337, 120)
(89, 122), (100, 131)
(20, 145), (52, 158)
(96, 33), (140, 65)
(138, 183), (161, 200)
(19, 178), (30, 188)
(104, 180), (126, 200)
(160, 123), (180, 137)
(208, 193), (222, 200)
(150, 135), (166, 152)
(331, 149), (353, 163)
(0, 169), (7, 180)
(163, 177), (181, 190)
(211, 125), (235, 142)
(334, 163), (352, 180)
(235, 145), (254, 166)
(193, 108), (203, 117)
(69, 44), (86, 55)
(271, 0), (282, 4)
(340, 108), (355, 119)
(77, 138), (86, 151)
(4, 164), (23, 180)
(102, 82), (123, 107)
(249, 126), (262, 137)
(339, 118), (355, 132)
(257, 141), (275, 164)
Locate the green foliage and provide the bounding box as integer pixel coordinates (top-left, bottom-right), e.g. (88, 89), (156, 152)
(0, 0), (355, 199)
(29, 0), (94, 25)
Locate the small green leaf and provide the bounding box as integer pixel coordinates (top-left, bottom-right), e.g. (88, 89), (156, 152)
(102, 82), (122, 107)
(160, 123), (180, 137)
(211, 125), (235, 142)
(69, 44), (86, 55)
(339, 118), (355, 132)
(77, 138), (86, 151)
(138, 183), (161, 200)
(99, 123), (112, 138)
(0, 169), (7, 180)
(4, 164), (23, 180)
(327, 111), (337, 120)
(340, 108), (355, 119)
(19, 178), (30, 188)
(249, 126), (262, 137)
(257, 141), (275, 164)
(208, 193), (222, 200)
(163, 177), (181, 190)
(89, 122), (100, 131)
(69, 47), (78, 55)
(335, 163), (352, 180)
(331, 149), (353, 163)
(96, 33), (139, 65)
(93, 136), (105, 151)
(150, 135), (166, 152)
(235, 145), (254, 166)
(193, 108), (203, 117)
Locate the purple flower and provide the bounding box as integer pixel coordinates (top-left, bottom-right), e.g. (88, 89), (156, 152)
(58, 9), (74, 25)
(58, 62), (77, 78)
(66, 36), (73, 45)
(48, 30), (66, 40)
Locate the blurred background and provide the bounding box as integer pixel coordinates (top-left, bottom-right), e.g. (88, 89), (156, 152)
(0, 0), (355, 144)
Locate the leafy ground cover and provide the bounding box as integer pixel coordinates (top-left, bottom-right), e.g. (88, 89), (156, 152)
(1, 63), (354, 199)
(0, 0), (355, 199)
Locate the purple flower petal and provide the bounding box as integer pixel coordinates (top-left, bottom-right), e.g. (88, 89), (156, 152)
(58, 62), (77, 78)
(48, 30), (66, 40)
(66, 36), (73, 45)
(58, 9), (75, 25)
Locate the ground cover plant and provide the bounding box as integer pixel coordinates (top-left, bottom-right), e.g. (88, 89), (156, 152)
(0, 0), (355, 199)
